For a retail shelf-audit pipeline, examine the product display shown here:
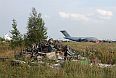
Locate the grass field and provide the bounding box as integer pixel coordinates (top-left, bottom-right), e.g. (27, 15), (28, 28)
(0, 60), (116, 78)
(63, 42), (116, 64)
(0, 41), (116, 78)
(0, 42), (14, 58)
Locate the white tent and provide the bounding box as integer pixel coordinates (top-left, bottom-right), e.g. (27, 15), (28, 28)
(4, 34), (12, 41)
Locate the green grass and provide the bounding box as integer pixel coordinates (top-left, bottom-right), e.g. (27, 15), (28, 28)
(0, 60), (63, 78)
(0, 61), (116, 78)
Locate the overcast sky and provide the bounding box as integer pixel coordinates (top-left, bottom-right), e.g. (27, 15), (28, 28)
(0, 0), (116, 40)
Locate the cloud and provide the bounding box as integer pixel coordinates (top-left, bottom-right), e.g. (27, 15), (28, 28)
(59, 9), (113, 22)
(59, 11), (89, 21)
(59, 12), (69, 18)
(96, 9), (113, 17)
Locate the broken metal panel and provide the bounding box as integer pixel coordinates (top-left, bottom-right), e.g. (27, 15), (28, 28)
(46, 52), (56, 60)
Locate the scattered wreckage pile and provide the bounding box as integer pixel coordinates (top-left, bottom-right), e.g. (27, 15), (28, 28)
(12, 39), (79, 68)
(22, 39), (79, 61)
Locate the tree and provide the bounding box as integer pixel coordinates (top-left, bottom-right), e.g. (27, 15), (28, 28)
(25, 8), (47, 46)
(10, 19), (22, 49)
(0, 37), (4, 42)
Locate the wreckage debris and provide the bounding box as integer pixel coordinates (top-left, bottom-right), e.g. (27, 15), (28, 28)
(13, 38), (89, 68)
(11, 60), (26, 66)
(19, 39), (79, 62)
(0, 57), (9, 62)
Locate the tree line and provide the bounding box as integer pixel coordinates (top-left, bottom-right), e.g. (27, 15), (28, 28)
(10, 8), (47, 49)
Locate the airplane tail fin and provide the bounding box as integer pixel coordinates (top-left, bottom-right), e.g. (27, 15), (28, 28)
(60, 30), (71, 37)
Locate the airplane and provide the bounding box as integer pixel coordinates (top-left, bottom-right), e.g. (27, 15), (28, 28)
(60, 30), (98, 42)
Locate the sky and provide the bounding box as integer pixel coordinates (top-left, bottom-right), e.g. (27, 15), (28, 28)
(0, 0), (116, 40)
